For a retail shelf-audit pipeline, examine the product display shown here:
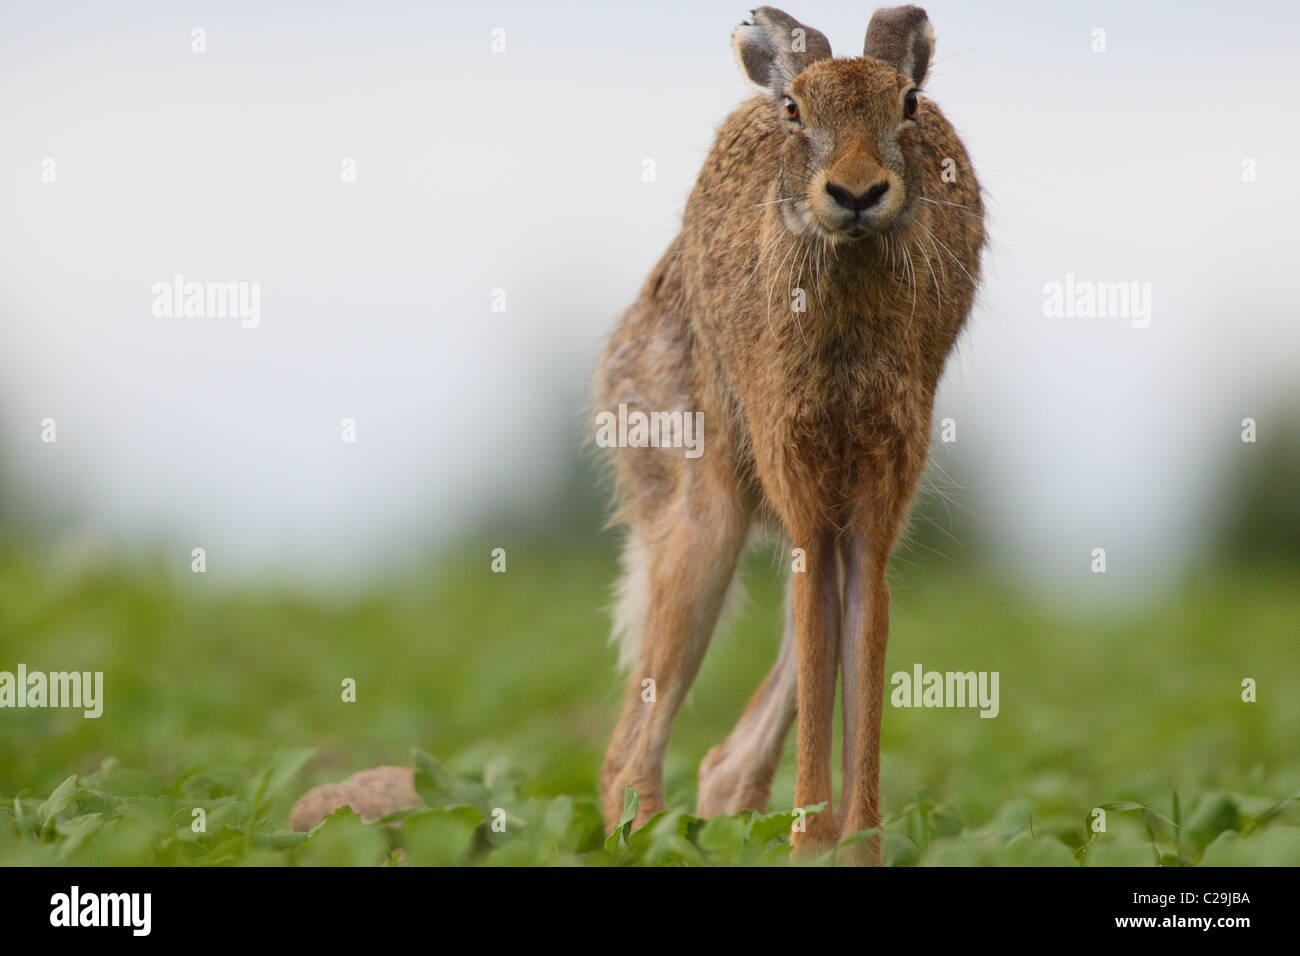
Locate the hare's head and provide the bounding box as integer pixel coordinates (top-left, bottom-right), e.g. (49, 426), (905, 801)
(733, 5), (935, 242)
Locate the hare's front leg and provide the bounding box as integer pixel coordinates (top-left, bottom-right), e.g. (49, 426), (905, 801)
(836, 530), (892, 865)
(788, 534), (843, 858)
(600, 476), (748, 829)
(838, 459), (924, 864)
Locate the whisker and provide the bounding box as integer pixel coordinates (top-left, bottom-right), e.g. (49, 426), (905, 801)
(917, 195), (976, 213)
(910, 235), (940, 336)
(914, 220), (977, 288)
(766, 230), (802, 342)
(739, 225), (787, 298)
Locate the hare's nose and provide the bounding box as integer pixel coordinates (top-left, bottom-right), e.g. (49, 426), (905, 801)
(825, 179), (890, 212)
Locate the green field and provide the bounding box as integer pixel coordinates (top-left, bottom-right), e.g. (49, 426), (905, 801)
(0, 539), (1297, 865)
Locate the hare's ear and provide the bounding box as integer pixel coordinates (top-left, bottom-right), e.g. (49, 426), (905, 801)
(732, 7), (832, 94)
(863, 5), (933, 85)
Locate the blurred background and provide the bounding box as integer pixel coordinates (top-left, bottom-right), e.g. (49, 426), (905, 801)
(1, 1), (1297, 862)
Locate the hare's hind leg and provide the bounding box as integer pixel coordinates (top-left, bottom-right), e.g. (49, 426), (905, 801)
(697, 573), (796, 817)
(597, 241), (751, 827)
(600, 462), (749, 828)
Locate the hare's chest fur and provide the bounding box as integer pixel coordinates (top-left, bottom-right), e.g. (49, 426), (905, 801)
(764, 328), (933, 471)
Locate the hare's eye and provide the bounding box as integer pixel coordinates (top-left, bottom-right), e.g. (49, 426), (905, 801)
(783, 97), (800, 122)
(903, 89), (919, 119)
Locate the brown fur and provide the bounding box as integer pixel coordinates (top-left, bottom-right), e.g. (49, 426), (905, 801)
(594, 5), (984, 864)
(288, 766), (421, 832)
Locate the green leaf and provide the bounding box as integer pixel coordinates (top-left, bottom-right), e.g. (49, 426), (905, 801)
(413, 749), (490, 812)
(252, 830), (309, 851)
(603, 787), (639, 853)
(930, 804), (964, 837)
(297, 806), (389, 866)
(36, 775), (78, 831)
(1242, 789), (1300, 835)
(12, 795), (33, 836)
(618, 787), (639, 829)
(881, 832), (921, 866)
(79, 758), (120, 788)
(82, 763), (165, 797)
(563, 800), (606, 856)
(55, 813), (105, 860)
(697, 813), (747, 862)
(633, 811), (705, 866)
(252, 747), (316, 812)
(114, 795), (177, 826)
(398, 806), (483, 865)
(1101, 799), (1176, 830)
(178, 766), (250, 801)
(199, 835), (249, 866)
(413, 749), (455, 805)
(1186, 793), (1240, 853)
(201, 800), (255, 837)
(747, 807), (801, 846)
(1202, 826), (1300, 865)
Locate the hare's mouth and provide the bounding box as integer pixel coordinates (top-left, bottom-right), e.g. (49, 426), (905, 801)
(829, 204), (903, 239)
(796, 202), (899, 244)
(813, 217), (885, 244)
(781, 201), (890, 245)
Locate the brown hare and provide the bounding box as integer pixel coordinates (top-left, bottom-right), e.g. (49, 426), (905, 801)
(594, 4), (984, 864)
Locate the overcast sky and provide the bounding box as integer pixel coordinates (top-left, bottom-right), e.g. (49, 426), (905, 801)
(2, 0), (1297, 596)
